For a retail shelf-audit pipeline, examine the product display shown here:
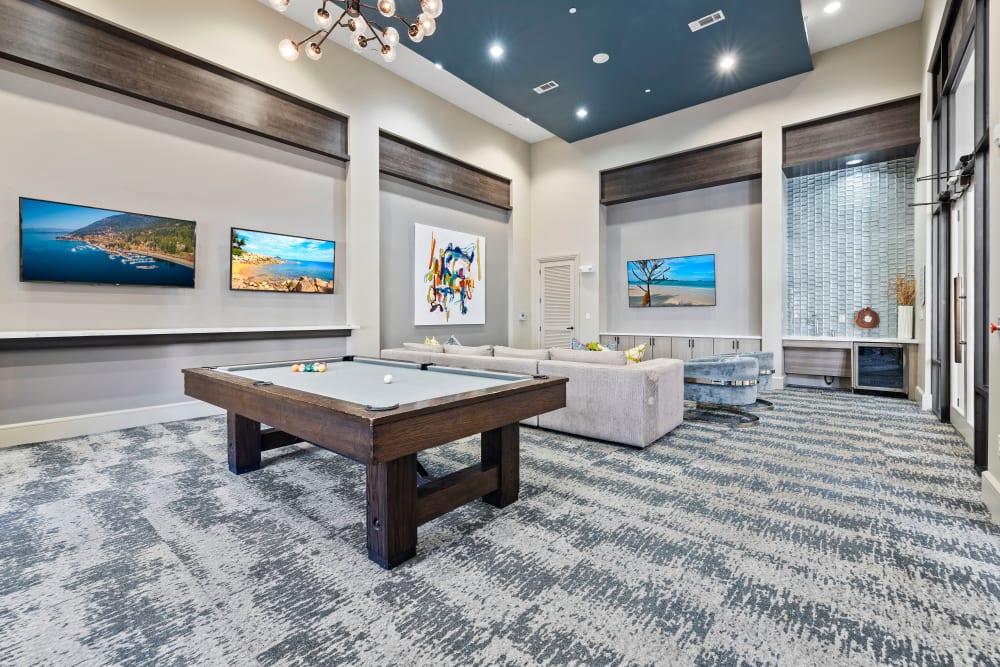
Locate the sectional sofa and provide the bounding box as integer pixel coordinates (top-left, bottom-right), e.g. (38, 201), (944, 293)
(379, 343), (684, 448)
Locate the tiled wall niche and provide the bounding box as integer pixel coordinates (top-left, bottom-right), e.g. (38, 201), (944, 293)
(785, 157), (915, 338)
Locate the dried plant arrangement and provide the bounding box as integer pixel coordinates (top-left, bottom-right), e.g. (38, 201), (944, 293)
(888, 270), (916, 306)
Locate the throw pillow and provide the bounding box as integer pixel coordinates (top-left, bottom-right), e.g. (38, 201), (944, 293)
(423, 336), (440, 345)
(444, 335), (462, 346)
(571, 337), (585, 350)
(443, 344), (493, 356)
(403, 341), (444, 352)
(549, 347), (627, 366)
(493, 345), (550, 360)
(625, 343), (647, 364)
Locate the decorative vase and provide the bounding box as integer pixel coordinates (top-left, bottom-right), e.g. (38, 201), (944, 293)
(897, 305), (914, 339)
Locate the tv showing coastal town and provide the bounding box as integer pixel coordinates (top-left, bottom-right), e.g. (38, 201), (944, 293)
(627, 253), (716, 307)
(230, 227), (334, 293)
(19, 198), (196, 287)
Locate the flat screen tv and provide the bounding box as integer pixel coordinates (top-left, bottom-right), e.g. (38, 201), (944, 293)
(19, 197), (196, 288)
(230, 227), (335, 293)
(627, 253), (716, 307)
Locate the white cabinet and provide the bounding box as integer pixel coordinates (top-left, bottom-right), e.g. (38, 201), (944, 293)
(713, 338), (762, 354)
(649, 336), (672, 359)
(670, 337), (714, 361)
(600, 335), (634, 350)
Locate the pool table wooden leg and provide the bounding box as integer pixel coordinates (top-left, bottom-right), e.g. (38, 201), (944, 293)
(227, 411), (261, 475)
(481, 423), (519, 508)
(366, 454), (418, 569)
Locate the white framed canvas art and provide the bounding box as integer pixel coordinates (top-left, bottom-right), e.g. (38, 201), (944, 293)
(414, 223), (485, 325)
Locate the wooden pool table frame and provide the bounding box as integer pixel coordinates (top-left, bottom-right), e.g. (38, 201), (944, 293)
(182, 356), (567, 569)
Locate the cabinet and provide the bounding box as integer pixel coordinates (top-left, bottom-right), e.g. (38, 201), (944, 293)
(670, 337), (715, 361)
(599, 334), (634, 350)
(713, 338), (762, 354)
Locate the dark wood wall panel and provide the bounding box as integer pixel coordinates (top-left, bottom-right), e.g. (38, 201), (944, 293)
(0, 0), (348, 161)
(379, 132), (511, 210)
(600, 135), (762, 206)
(783, 96), (919, 171)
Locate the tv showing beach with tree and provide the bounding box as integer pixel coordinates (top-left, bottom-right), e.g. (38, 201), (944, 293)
(19, 198), (196, 287)
(230, 228), (334, 293)
(627, 254), (716, 307)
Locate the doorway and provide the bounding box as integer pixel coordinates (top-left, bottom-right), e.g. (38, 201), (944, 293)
(538, 256), (578, 348)
(950, 178), (974, 445)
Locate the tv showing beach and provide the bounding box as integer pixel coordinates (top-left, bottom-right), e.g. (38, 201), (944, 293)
(230, 228), (334, 293)
(19, 198), (196, 287)
(627, 254), (716, 307)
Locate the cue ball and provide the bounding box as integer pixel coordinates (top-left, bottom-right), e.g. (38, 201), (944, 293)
(383, 374), (393, 384)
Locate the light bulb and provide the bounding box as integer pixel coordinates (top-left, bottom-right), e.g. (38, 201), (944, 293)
(421, 0), (442, 19)
(314, 7), (333, 28)
(306, 42), (322, 60)
(408, 23), (424, 42)
(278, 38), (300, 61)
(417, 13), (436, 37)
(377, 0), (395, 17)
(381, 44), (397, 62)
(383, 26), (399, 46)
(268, 0), (290, 12)
(351, 32), (367, 51)
(350, 16), (368, 33)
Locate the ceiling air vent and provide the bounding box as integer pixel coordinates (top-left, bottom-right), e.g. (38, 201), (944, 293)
(688, 10), (725, 32)
(533, 80), (560, 94)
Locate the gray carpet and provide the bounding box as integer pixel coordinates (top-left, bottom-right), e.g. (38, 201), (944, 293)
(2, 388), (1000, 666)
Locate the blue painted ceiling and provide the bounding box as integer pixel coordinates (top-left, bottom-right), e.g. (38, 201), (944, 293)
(399, 0), (814, 142)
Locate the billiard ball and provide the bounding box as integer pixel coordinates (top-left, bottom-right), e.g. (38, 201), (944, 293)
(383, 374), (393, 384)
(292, 364), (301, 372)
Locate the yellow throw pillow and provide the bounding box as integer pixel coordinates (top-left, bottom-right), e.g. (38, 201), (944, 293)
(423, 336), (440, 345)
(625, 343), (647, 364)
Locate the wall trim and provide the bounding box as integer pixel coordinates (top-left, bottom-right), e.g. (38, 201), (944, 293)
(0, 401), (224, 449)
(916, 385), (934, 411)
(982, 471), (1000, 524)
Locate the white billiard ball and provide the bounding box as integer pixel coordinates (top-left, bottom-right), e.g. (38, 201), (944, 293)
(383, 374), (393, 384)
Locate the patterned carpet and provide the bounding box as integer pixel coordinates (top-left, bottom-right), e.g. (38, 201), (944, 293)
(2, 388), (1000, 666)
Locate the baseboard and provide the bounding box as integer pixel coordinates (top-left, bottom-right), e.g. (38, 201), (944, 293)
(915, 386), (933, 411)
(0, 401), (225, 449)
(983, 471), (1000, 524)
(772, 374), (786, 391)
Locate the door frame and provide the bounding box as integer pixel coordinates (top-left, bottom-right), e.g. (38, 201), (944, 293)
(536, 254), (579, 348)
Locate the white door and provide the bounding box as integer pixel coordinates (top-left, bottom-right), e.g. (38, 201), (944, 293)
(538, 257), (578, 348)
(950, 180), (974, 443)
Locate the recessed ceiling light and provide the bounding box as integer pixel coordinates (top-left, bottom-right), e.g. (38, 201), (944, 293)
(719, 54), (736, 71)
(592, 52), (610, 64)
(644, 88), (651, 93)
(489, 43), (504, 60)
(569, 7), (577, 13)
(824, 2), (842, 14)
(435, 62), (443, 69)
(576, 107), (588, 119)
(846, 158), (862, 165)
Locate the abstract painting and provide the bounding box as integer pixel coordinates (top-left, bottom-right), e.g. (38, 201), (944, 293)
(414, 223), (485, 325)
(627, 254), (716, 307)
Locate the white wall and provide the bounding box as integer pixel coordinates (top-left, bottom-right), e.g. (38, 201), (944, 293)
(379, 177), (510, 348)
(0, 62), (346, 331)
(604, 180), (762, 336)
(0, 0), (533, 445)
(984, 0), (1000, 521)
(530, 22), (924, 386)
(47, 0), (534, 354)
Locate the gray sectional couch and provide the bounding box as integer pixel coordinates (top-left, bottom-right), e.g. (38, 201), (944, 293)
(380, 343), (684, 448)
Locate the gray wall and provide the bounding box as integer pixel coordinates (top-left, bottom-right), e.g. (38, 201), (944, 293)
(0, 61), (347, 333)
(379, 176), (510, 348)
(603, 180), (763, 336)
(785, 158), (915, 337)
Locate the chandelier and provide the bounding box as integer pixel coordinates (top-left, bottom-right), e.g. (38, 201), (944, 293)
(268, 0), (444, 64)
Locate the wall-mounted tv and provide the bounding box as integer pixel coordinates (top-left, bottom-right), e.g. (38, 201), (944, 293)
(627, 253), (716, 307)
(230, 227), (334, 293)
(19, 198), (196, 287)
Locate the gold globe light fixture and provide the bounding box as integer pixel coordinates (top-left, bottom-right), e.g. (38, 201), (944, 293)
(270, 0), (443, 64)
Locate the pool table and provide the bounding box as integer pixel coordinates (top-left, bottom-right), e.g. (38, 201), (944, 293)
(183, 356), (567, 569)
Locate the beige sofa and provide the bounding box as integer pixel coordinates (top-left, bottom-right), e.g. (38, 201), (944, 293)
(379, 344), (683, 448)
